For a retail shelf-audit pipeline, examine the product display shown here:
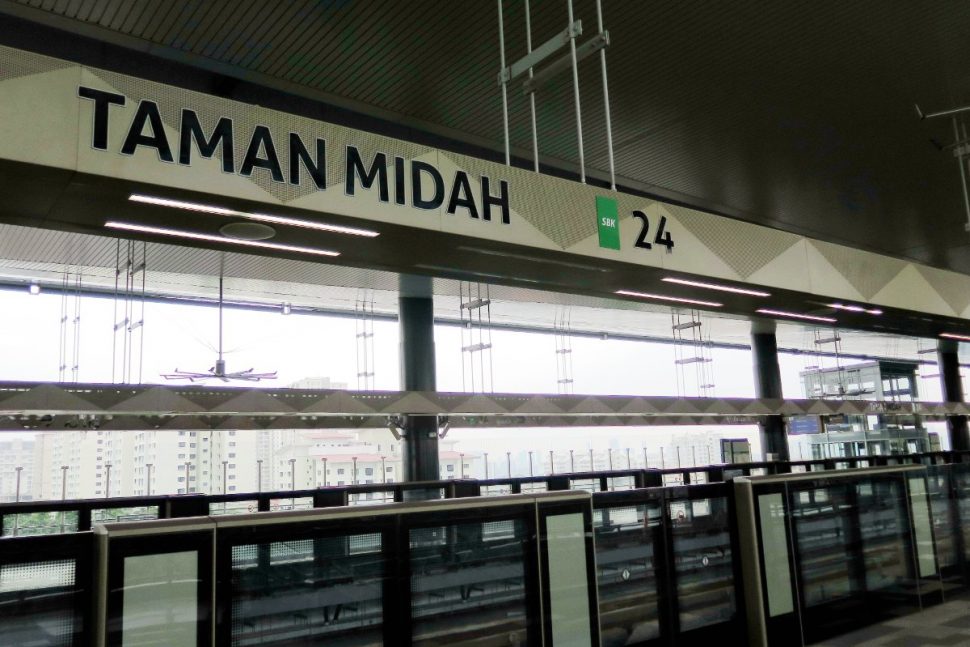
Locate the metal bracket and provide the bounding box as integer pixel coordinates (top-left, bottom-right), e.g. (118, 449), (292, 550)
(386, 415), (404, 440)
(498, 20), (582, 85)
(523, 31), (610, 95)
(438, 417), (451, 439)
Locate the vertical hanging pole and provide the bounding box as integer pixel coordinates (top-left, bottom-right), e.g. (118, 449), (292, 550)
(497, 0), (511, 166)
(595, 0), (616, 189)
(525, 0), (539, 172)
(954, 117), (970, 231)
(567, 0), (586, 183)
(218, 257), (224, 367)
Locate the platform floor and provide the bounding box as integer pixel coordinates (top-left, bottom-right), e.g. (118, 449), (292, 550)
(814, 595), (970, 646)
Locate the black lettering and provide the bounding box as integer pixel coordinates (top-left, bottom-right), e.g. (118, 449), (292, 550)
(240, 125), (283, 182)
(446, 170), (479, 218)
(78, 86), (126, 150)
(394, 156), (406, 205)
(178, 109), (234, 172)
(345, 146), (389, 201)
(412, 160), (444, 210)
(481, 176), (510, 224)
(289, 133), (326, 189)
(121, 100), (173, 162)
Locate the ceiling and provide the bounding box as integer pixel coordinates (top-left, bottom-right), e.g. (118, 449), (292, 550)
(2, 0), (970, 274)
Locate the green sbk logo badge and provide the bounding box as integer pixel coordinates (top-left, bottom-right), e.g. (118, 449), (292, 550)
(595, 196), (621, 250)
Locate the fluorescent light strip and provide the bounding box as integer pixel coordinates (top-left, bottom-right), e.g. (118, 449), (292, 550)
(756, 308), (836, 323)
(129, 194), (379, 238)
(661, 277), (770, 297)
(940, 333), (970, 342)
(104, 221), (340, 257)
(616, 290), (722, 308)
(827, 303), (883, 315)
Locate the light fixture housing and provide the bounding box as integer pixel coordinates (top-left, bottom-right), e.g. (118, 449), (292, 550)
(827, 303), (883, 315)
(129, 194), (379, 238)
(940, 332), (970, 342)
(661, 277), (770, 297)
(27, 282), (40, 295)
(105, 221), (340, 257)
(615, 289), (723, 308)
(281, 302), (292, 315)
(756, 308), (837, 323)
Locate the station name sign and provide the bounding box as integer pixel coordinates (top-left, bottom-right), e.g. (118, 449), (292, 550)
(77, 86), (511, 224)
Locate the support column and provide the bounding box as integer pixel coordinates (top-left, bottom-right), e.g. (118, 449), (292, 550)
(938, 339), (970, 451)
(751, 319), (790, 462)
(399, 279), (440, 482)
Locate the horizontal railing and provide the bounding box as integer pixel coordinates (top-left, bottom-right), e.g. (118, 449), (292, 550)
(3, 451), (968, 537)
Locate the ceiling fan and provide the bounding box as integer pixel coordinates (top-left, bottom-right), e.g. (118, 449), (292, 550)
(162, 257), (277, 383)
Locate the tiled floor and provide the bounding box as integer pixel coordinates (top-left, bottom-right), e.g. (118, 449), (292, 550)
(813, 596), (970, 647)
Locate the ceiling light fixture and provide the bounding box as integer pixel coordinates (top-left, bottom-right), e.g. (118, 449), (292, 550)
(827, 303), (883, 315)
(129, 194), (379, 238)
(104, 221), (340, 257)
(281, 302), (292, 315)
(27, 282), (40, 295)
(661, 277), (770, 297)
(940, 332), (970, 342)
(615, 290), (722, 308)
(756, 308), (836, 323)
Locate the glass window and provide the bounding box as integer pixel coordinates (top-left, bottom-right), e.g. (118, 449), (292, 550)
(410, 519), (532, 645)
(0, 559), (79, 644)
(594, 504), (662, 643)
(669, 495), (735, 632)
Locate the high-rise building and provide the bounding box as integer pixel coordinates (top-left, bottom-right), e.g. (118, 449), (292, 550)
(0, 438), (35, 502)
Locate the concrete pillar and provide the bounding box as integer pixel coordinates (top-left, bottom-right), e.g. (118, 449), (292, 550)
(938, 339), (970, 451)
(399, 277), (440, 482)
(751, 319), (790, 462)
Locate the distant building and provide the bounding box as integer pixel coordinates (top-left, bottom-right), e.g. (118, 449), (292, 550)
(0, 438), (35, 502)
(799, 360), (932, 457)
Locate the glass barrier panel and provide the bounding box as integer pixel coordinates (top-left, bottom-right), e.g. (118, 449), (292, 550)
(925, 466), (958, 578)
(669, 496), (735, 632)
(349, 491), (395, 506)
(688, 472), (709, 484)
(518, 482), (547, 494)
(546, 512), (593, 647)
(606, 476), (636, 492)
(662, 473), (685, 486)
(570, 479), (599, 493)
(954, 464), (970, 563)
(268, 497), (313, 512)
(481, 485), (513, 497)
(856, 477), (917, 598)
(594, 503), (663, 646)
(410, 518), (532, 646)
(0, 558), (78, 646)
(92, 506), (159, 524)
(790, 483), (860, 609)
(209, 501), (259, 516)
(122, 551), (199, 645)
(231, 533), (385, 646)
(2, 511), (78, 537)
(906, 476), (938, 581)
